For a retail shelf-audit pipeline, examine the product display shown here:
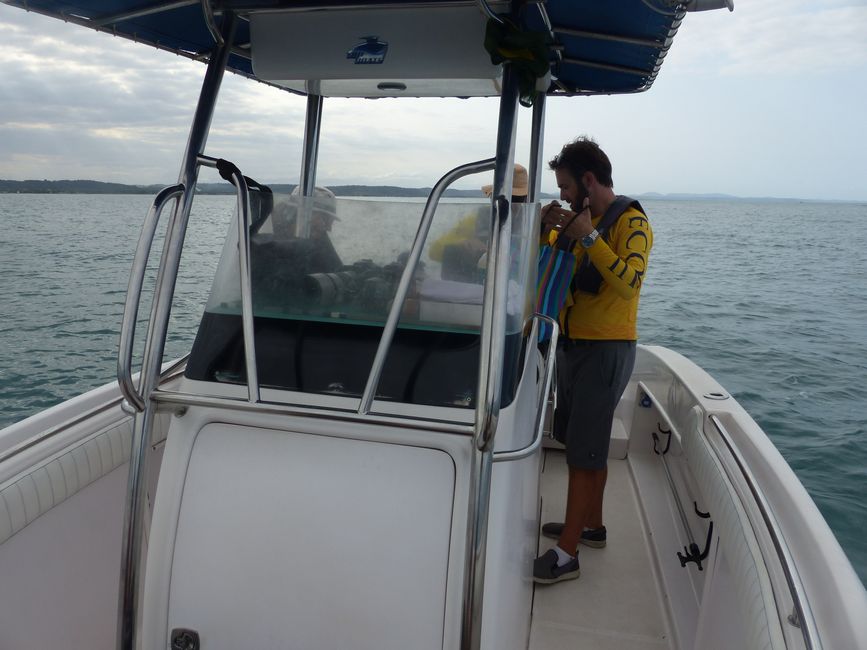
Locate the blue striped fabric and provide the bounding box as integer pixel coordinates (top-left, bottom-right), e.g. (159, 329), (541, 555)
(536, 244), (577, 341)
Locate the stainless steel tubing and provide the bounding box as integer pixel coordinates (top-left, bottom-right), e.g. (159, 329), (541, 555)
(295, 94), (323, 238)
(527, 92), (546, 204)
(116, 14), (237, 650)
(299, 94), (323, 197)
(476, 0), (504, 23)
(196, 155), (259, 403)
(492, 314), (558, 463)
(554, 26), (665, 49)
(475, 72), (518, 454)
(533, 2), (563, 67)
(200, 0), (225, 46)
(461, 64), (520, 650)
(357, 157), (496, 415)
(708, 414), (820, 649)
(117, 184), (185, 412)
(561, 55), (652, 78)
(151, 390), (474, 436)
(93, 1), (198, 27)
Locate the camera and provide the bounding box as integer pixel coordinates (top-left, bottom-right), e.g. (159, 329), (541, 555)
(303, 259), (407, 312)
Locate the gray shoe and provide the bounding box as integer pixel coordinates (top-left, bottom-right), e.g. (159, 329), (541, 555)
(541, 523), (607, 548)
(533, 548), (580, 584)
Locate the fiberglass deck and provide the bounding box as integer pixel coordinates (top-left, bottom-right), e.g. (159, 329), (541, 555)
(530, 449), (674, 650)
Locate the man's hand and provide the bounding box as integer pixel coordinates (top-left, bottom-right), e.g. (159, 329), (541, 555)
(562, 198), (593, 239)
(541, 200), (562, 227)
(543, 198), (592, 238)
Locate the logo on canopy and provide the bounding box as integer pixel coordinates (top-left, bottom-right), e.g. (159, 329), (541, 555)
(347, 36), (388, 65)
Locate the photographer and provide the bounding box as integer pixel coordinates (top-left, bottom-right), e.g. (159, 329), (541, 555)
(289, 185), (342, 274)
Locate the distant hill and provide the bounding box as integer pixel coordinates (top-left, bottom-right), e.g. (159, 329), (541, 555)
(0, 179), (167, 195)
(0, 179), (487, 198)
(4, 180), (854, 203)
(635, 191), (739, 201)
(632, 191), (861, 204)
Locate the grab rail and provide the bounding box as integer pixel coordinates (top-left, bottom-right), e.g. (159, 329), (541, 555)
(196, 155), (259, 403)
(117, 15), (238, 650)
(117, 184), (185, 412)
(357, 157), (496, 415)
(708, 414), (820, 649)
(493, 314), (558, 462)
(461, 64), (520, 650)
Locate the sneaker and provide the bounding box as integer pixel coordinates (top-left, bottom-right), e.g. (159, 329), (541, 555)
(533, 548), (580, 584)
(541, 523), (607, 548)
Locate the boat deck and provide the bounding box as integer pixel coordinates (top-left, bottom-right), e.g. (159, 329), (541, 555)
(530, 449), (674, 650)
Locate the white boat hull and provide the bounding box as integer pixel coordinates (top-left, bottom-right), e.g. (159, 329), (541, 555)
(1, 346), (865, 649)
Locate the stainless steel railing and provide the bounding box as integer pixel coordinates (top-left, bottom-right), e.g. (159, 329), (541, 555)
(461, 63), (521, 650)
(357, 157), (496, 416)
(196, 155), (259, 403)
(118, 184), (185, 412)
(492, 314), (558, 463)
(117, 14), (238, 650)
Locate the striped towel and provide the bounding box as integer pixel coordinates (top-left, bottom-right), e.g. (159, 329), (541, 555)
(536, 244), (576, 341)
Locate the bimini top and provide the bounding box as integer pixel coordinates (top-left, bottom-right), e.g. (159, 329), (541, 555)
(3, 0), (732, 98)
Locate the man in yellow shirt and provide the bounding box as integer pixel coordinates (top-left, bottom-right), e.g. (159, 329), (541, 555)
(534, 137), (653, 583)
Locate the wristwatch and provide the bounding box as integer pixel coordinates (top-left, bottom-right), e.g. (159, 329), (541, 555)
(581, 229), (600, 248)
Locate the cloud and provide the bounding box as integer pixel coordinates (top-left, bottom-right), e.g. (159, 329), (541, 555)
(1, 4), (864, 200)
(669, 0), (867, 76)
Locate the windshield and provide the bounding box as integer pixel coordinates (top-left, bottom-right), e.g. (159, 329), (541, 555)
(187, 193), (539, 408)
(206, 195), (536, 334)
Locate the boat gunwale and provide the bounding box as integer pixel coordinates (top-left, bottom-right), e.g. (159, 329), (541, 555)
(635, 344), (867, 649)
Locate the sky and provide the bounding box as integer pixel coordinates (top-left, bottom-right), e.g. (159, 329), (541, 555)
(0, 1), (866, 202)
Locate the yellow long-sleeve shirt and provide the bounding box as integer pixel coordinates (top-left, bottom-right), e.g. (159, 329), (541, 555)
(553, 206), (652, 340)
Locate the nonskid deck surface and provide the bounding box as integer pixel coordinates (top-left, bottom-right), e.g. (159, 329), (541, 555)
(530, 450), (673, 650)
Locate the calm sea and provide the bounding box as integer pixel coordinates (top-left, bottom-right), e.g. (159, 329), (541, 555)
(1, 194), (865, 586)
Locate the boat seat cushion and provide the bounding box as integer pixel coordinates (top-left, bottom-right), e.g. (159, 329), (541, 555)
(0, 418), (132, 545)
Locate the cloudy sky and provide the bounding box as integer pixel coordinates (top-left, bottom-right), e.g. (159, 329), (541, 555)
(1, 1), (865, 201)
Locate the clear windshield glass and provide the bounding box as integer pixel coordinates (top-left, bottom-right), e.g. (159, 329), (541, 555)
(205, 195), (538, 333)
(189, 194), (539, 407)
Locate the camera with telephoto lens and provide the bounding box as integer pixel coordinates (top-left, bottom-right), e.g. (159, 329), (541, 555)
(303, 259), (405, 311)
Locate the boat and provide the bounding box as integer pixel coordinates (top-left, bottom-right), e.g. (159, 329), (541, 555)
(1, 2), (865, 649)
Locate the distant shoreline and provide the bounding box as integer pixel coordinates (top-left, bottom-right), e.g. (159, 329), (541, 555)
(0, 179), (487, 199)
(0, 180), (862, 204)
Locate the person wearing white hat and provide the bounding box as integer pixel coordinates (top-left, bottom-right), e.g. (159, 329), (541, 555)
(287, 185), (343, 273)
(290, 185), (340, 240)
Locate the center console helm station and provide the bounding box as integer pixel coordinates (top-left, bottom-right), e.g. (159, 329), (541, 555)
(120, 5), (557, 650)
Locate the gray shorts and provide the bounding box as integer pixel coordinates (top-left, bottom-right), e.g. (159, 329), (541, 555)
(553, 339), (636, 470)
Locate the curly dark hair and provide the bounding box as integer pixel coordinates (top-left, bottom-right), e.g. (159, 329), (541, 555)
(548, 136), (613, 188)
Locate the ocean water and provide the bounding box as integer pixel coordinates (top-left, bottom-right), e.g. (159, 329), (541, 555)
(1, 193), (865, 586)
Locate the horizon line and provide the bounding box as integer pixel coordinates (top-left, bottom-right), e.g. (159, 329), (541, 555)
(0, 179), (863, 204)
